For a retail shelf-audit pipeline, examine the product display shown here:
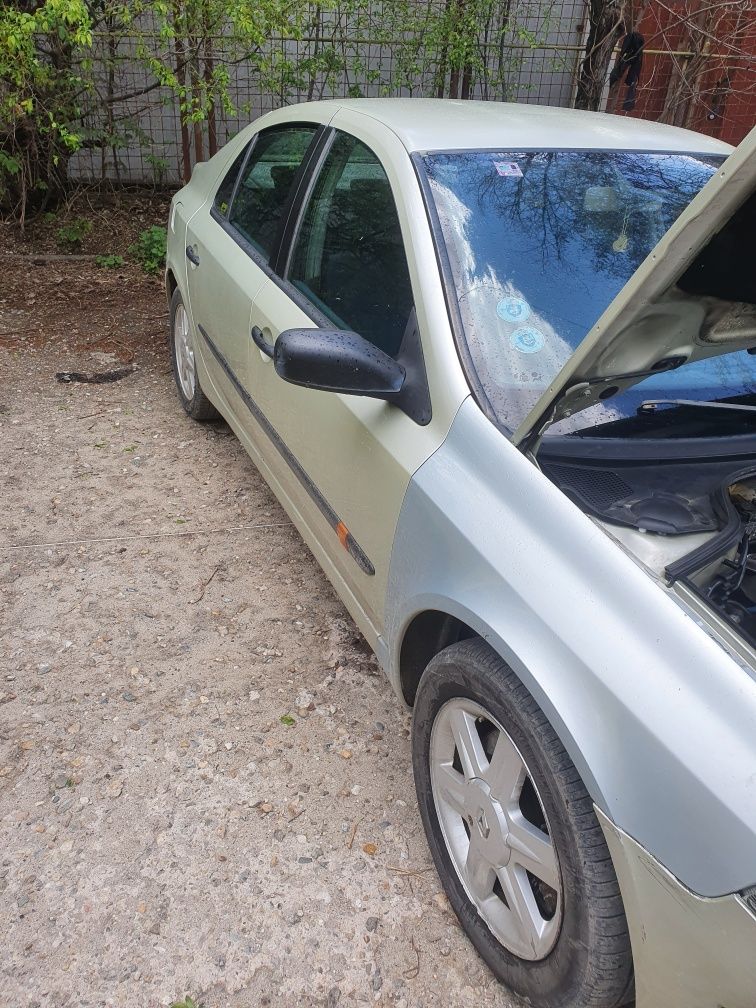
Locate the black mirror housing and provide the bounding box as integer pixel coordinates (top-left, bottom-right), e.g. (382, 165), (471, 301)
(274, 328), (406, 399)
(273, 314), (432, 427)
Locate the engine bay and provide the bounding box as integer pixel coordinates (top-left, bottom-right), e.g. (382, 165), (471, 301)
(545, 454), (756, 655)
(535, 164), (756, 653)
(585, 469), (756, 655)
(684, 479), (756, 651)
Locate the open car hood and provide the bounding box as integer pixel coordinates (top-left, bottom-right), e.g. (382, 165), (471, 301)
(513, 127), (756, 454)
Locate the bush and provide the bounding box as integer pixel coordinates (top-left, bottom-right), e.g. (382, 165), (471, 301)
(56, 218), (92, 249)
(129, 225), (167, 275)
(95, 254), (126, 269)
(0, 0), (93, 223)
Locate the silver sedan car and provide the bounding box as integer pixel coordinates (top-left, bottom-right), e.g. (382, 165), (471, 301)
(165, 99), (756, 1008)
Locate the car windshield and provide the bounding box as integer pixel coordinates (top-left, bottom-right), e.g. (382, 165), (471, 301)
(421, 149), (756, 438)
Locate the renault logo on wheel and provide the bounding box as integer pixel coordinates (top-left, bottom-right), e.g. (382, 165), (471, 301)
(476, 808), (491, 840)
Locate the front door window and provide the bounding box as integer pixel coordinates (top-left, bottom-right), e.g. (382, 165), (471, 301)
(288, 132), (414, 357)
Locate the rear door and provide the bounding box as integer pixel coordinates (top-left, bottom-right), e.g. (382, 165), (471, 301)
(185, 123), (319, 422)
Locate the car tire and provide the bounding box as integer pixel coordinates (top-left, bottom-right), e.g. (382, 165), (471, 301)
(169, 287), (219, 422)
(412, 638), (634, 1008)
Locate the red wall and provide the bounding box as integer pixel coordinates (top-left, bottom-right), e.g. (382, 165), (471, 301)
(608, 2), (755, 145)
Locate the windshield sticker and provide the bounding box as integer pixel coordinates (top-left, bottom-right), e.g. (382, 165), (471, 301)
(497, 296), (531, 323)
(510, 327), (545, 354)
(494, 161), (523, 178)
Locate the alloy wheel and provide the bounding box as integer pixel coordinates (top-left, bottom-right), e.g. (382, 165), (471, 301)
(174, 303), (196, 401)
(429, 698), (562, 960)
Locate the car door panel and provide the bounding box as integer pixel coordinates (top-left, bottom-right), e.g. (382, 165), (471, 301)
(198, 354), (382, 650)
(250, 276), (417, 587)
(246, 126), (454, 632)
(186, 220), (268, 415)
(186, 123), (320, 437)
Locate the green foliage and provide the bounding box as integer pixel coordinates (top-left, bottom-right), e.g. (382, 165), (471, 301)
(0, 150), (21, 185)
(95, 253), (126, 268)
(170, 997), (202, 1008)
(145, 153), (169, 186)
(129, 224), (166, 275)
(279, 714), (296, 726)
(0, 0), (93, 220)
(56, 217), (92, 248)
(1, 0), (559, 224)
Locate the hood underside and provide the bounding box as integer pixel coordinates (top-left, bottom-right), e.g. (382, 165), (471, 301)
(514, 128), (756, 453)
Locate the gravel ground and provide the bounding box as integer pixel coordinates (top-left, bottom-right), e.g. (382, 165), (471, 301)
(0, 249), (517, 1007)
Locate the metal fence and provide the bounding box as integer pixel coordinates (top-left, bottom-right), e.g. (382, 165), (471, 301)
(68, 0), (755, 185)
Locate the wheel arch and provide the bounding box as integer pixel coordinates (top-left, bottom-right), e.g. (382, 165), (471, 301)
(398, 608), (478, 705)
(391, 595), (607, 810)
(165, 266), (178, 308)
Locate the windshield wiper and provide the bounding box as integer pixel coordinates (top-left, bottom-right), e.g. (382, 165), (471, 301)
(638, 399), (756, 414)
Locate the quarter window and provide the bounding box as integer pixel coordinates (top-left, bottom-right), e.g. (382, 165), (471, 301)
(288, 132), (414, 358)
(228, 125), (317, 261)
(213, 144), (248, 216)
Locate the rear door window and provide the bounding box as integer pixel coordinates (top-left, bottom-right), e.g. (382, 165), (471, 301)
(228, 125), (318, 262)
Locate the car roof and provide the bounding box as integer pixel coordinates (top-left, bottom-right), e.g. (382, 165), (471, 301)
(272, 98), (733, 156)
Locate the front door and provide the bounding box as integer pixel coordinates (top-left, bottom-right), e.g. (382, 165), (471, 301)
(248, 129), (442, 640)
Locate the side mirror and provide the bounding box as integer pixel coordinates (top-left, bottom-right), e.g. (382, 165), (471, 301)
(274, 328), (406, 401)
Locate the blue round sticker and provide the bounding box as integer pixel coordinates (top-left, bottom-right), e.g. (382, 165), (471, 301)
(497, 296), (531, 323)
(510, 326), (545, 354)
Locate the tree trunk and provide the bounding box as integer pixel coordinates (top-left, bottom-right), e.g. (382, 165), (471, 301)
(575, 0), (625, 111)
(172, 2), (193, 183)
(203, 1), (217, 158)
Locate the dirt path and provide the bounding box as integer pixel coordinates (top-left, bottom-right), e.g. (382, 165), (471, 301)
(0, 215), (516, 1007)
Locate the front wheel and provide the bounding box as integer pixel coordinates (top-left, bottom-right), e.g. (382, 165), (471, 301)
(412, 638), (634, 1007)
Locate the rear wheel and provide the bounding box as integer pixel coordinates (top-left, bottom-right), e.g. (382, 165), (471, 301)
(412, 638), (634, 1007)
(169, 287), (219, 421)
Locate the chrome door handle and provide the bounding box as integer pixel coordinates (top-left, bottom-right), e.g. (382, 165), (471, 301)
(251, 325), (275, 358)
(185, 245), (200, 266)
